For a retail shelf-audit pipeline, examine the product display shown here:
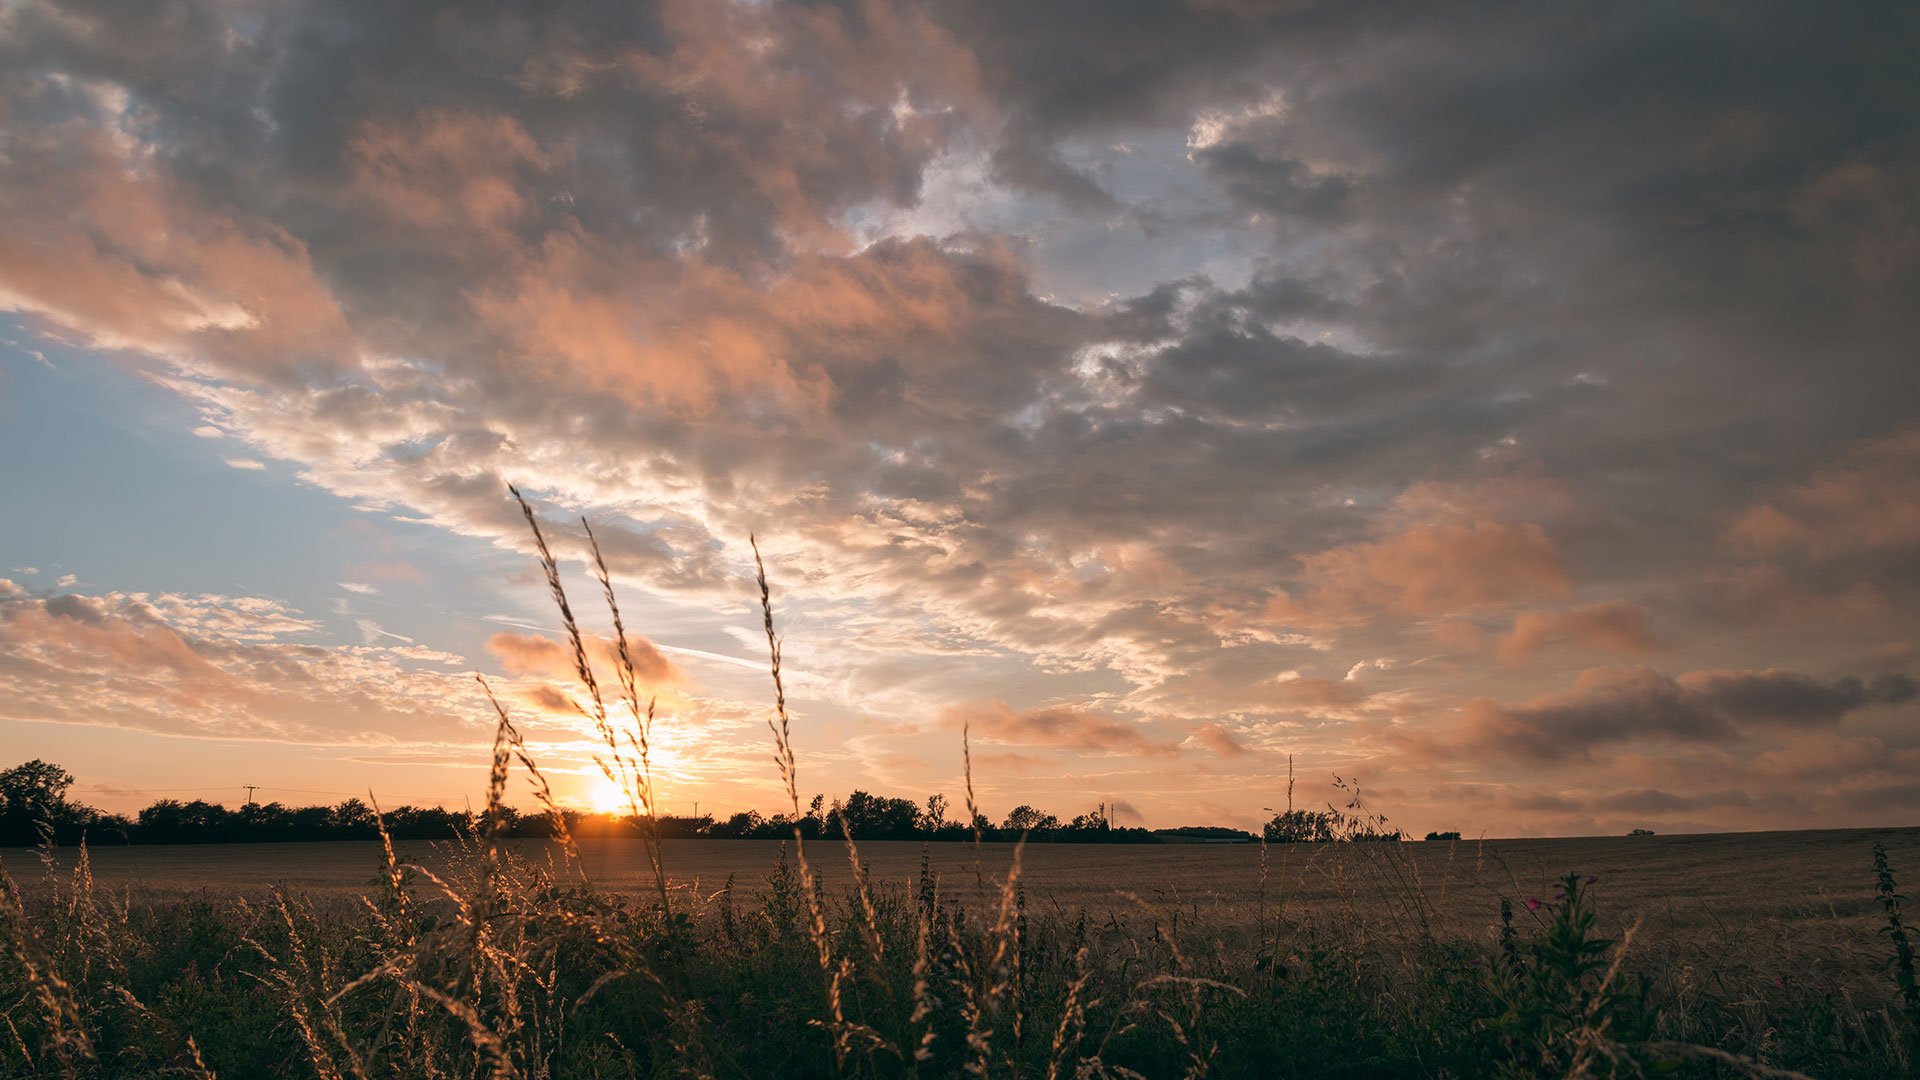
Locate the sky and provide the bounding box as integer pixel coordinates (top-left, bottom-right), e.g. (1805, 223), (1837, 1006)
(1, 0), (1917, 837)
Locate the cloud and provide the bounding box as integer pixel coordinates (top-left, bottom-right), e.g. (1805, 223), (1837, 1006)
(1187, 721), (1251, 757)
(1461, 666), (1917, 762)
(1269, 675), (1371, 713)
(0, 588), (482, 745)
(1497, 602), (1661, 663)
(1267, 480), (1572, 625)
(484, 630), (683, 688)
(1727, 431), (1920, 561)
(1, 0), (1918, 831)
(1700, 563), (1890, 626)
(1586, 787), (1752, 815)
(223, 457), (266, 470)
(943, 699), (1179, 757)
(347, 110), (553, 239)
(355, 619), (414, 645)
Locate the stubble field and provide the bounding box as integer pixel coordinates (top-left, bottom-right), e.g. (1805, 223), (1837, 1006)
(10, 826), (1920, 1077)
(26, 825), (1920, 972)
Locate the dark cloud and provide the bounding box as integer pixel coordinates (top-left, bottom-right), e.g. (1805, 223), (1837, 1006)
(1463, 666), (1918, 762)
(1587, 788), (1751, 815)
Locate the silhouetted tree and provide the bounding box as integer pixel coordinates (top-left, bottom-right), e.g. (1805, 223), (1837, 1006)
(1002, 805), (1061, 834)
(834, 790), (921, 839)
(918, 793), (949, 833)
(330, 799), (379, 837)
(1264, 808), (1336, 843)
(0, 759), (77, 844)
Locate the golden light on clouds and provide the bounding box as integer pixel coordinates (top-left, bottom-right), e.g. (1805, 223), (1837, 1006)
(0, 0), (1914, 837)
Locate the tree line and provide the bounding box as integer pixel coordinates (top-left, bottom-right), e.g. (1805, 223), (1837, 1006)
(0, 759), (1408, 847)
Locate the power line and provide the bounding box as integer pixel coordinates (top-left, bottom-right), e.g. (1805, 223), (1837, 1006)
(80, 784), (470, 802)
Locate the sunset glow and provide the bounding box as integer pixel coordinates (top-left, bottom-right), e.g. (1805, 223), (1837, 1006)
(0, 1), (1915, 839)
(589, 778), (626, 817)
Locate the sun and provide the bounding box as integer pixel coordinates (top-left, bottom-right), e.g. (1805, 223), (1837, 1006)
(589, 778), (626, 815)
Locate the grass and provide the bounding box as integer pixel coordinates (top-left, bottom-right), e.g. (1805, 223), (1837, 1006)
(4, 499), (1919, 1079)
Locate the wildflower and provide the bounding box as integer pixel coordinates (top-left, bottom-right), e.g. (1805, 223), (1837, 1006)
(1526, 898), (1541, 911)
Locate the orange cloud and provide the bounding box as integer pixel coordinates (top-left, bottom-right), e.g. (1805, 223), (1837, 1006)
(0, 127), (354, 379)
(1267, 479), (1572, 625)
(469, 233), (1023, 415)
(484, 631), (683, 688)
(942, 699), (1179, 757)
(348, 110), (552, 237)
(1269, 676), (1370, 711)
(1188, 721), (1251, 757)
(1496, 601), (1661, 663)
(1726, 430), (1920, 561)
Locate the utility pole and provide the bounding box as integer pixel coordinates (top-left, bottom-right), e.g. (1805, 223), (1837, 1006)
(244, 784), (259, 805)
(693, 801), (700, 821)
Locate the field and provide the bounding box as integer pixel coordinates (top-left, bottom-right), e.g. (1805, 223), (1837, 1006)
(28, 828), (1920, 948)
(7, 827), (1920, 1078)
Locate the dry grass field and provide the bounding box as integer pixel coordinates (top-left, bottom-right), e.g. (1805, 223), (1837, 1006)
(13, 826), (1920, 1076)
(28, 825), (1919, 971)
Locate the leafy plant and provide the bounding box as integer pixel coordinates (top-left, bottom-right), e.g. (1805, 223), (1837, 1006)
(1483, 873), (1650, 1078)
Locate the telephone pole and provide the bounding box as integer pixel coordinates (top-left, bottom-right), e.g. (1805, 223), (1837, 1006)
(244, 784), (259, 804)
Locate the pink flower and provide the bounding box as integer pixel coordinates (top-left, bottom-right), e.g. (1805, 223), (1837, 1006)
(1525, 898), (1541, 911)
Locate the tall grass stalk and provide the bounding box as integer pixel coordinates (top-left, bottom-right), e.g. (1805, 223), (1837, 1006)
(511, 484), (670, 916)
(751, 534), (872, 1070)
